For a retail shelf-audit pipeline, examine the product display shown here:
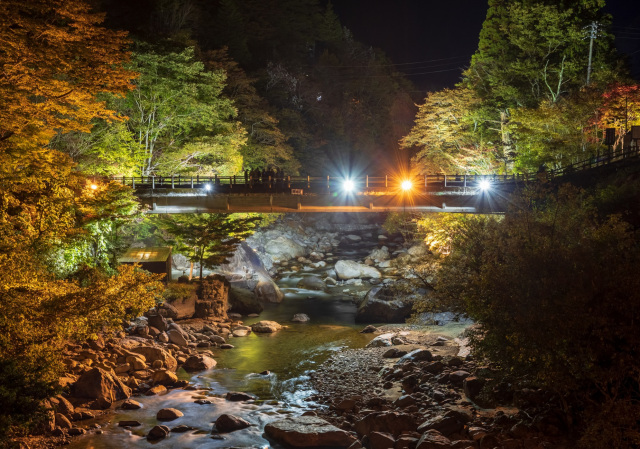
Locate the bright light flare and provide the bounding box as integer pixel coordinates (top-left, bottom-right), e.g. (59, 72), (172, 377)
(401, 180), (412, 191)
(343, 179), (355, 192)
(90, 184), (98, 190)
(205, 183), (212, 191)
(479, 180), (491, 191)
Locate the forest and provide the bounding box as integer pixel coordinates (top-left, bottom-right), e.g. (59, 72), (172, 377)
(2, 0), (640, 446)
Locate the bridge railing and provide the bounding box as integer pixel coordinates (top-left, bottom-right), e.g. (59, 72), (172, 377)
(108, 173), (533, 193)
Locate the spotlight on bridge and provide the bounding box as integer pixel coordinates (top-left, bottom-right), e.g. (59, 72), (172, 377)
(204, 183), (212, 191)
(401, 180), (412, 191)
(343, 179), (355, 192)
(479, 180), (491, 191)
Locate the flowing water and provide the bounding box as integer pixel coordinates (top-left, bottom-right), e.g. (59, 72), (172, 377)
(69, 237), (469, 448)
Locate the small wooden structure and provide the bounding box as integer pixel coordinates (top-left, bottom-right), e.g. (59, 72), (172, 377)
(119, 247), (172, 283)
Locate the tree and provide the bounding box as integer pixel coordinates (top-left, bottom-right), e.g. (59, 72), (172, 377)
(0, 0), (134, 152)
(401, 87), (495, 174)
(596, 83), (640, 147)
(112, 46), (246, 176)
(430, 185), (640, 446)
(155, 214), (259, 280)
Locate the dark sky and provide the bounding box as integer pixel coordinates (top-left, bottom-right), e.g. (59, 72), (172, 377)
(333, 0), (640, 92)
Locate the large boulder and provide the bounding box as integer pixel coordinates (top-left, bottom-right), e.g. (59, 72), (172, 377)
(353, 412), (417, 437)
(255, 276), (284, 303)
(251, 320), (282, 333)
(71, 368), (131, 409)
(356, 286), (413, 323)
(229, 287), (264, 315)
(130, 346), (178, 371)
(214, 414), (252, 433)
(265, 416), (357, 448)
(167, 329), (189, 347)
(264, 236), (305, 262)
(368, 246), (390, 262)
(335, 260), (381, 280)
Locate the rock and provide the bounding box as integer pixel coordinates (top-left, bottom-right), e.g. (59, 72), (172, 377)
(171, 424), (194, 432)
(407, 244), (428, 257)
(54, 395), (75, 416)
(382, 348), (407, 358)
(291, 313), (310, 323)
(368, 246), (390, 261)
(214, 413), (252, 433)
(157, 408), (184, 421)
(360, 325), (377, 333)
(356, 286), (413, 323)
(183, 354), (217, 372)
(255, 277), (284, 303)
(232, 328), (250, 337)
(68, 428), (86, 436)
(353, 412), (417, 437)
(416, 430), (451, 449)
(251, 320), (282, 333)
(147, 425), (170, 440)
(366, 333), (395, 348)
(418, 415), (463, 437)
(448, 370), (471, 386)
(334, 399), (356, 411)
(147, 314), (167, 332)
(265, 416), (357, 448)
(131, 346), (178, 371)
(397, 349), (433, 364)
(151, 369), (178, 386)
(71, 368), (131, 409)
(226, 391), (256, 402)
(125, 355), (146, 371)
(463, 376), (484, 400)
(118, 420), (142, 427)
(264, 236), (305, 261)
(229, 287), (264, 315)
(369, 431), (395, 449)
(167, 329), (189, 347)
(296, 276), (326, 291)
(55, 413), (72, 429)
(220, 344), (234, 349)
(335, 260), (381, 280)
(121, 399), (142, 410)
(145, 385), (167, 396)
(225, 391), (256, 402)
(393, 395), (416, 408)
(71, 411), (94, 421)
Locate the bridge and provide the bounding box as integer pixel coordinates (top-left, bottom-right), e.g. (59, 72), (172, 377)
(108, 148), (640, 214)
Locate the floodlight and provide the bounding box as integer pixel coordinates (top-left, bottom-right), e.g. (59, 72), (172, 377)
(205, 183), (212, 191)
(401, 180), (412, 191)
(90, 184), (98, 190)
(343, 179), (355, 191)
(479, 180), (491, 191)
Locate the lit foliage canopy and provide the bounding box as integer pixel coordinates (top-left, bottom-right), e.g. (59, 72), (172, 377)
(0, 0), (134, 152)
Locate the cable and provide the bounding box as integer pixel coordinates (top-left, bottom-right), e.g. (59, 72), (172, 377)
(313, 54), (471, 68)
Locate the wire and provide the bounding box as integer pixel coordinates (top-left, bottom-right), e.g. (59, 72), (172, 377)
(314, 54), (471, 68)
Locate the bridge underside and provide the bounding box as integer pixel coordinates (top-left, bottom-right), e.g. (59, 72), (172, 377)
(138, 189), (512, 214)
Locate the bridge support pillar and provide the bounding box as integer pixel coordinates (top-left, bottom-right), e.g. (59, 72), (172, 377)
(369, 202), (374, 210)
(226, 196), (230, 210)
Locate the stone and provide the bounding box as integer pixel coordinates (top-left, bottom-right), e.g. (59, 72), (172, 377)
(369, 431), (396, 449)
(356, 286), (413, 323)
(255, 276), (284, 303)
(171, 424), (194, 432)
(296, 276), (326, 291)
(463, 376), (484, 400)
(397, 349), (433, 364)
(55, 413), (72, 429)
(145, 385), (167, 396)
(67, 428), (86, 436)
(71, 411), (94, 421)
(147, 314), (168, 332)
(382, 348), (408, 358)
(220, 344), (234, 349)
(121, 399), (142, 410)
(354, 412), (417, 437)
(360, 325), (377, 333)
(366, 333), (395, 348)
(229, 287), (264, 315)
(416, 430), (452, 449)
(407, 244), (428, 257)
(157, 408), (184, 421)
(251, 320), (283, 333)
(335, 260), (381, 280)
(147, 425), (170, 440)
(118, 420), (142, 427)
(131, 346), (178, 371)
(55, 395), (75, 416)
(264, 236), (306, 261)
(125, 355), (146, 371)
(369, 246), (390, 262)
(417, 416), (463, 437)
(265, 416), (357, 448)
(233, 328), (250, 337)
(214, 413), (252, 433)
(291, 313), (310, 323)
(225, 391), (256, 401)
(167, 329), (189, 347)
(183, 354), (217, 372)
(448, 370), (471, 387)
(152, 369), (178, 386)
(71, 368), (131, 409)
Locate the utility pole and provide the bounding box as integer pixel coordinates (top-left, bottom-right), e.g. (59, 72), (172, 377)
(585, 21), (600, 86)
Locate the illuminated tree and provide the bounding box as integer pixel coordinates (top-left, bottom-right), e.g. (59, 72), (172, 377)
(596, 83), (640, 147)
(0, 0), (134, 151)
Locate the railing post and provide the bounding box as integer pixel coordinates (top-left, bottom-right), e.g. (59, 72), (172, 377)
(366, 175), (369, 188)
(171, 175), (174, 189)
(132, 177), (135, 189)
(385, 175), (388, 188)
(288, 176), (291, 189)
(464, 174), (467, 188)
(152, 176), (155, 189)
(444, 175), (447, 187)
(197, 174), (200, 185)
(327, 175), (330, 190)
(122, 175), (125, 185)
(307, 175), (310, 189)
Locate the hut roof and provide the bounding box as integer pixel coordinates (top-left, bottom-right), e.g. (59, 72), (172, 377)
(119, 247), (172, 263)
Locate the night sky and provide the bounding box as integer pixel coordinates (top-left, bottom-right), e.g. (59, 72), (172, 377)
(333, 0), (640, 92)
